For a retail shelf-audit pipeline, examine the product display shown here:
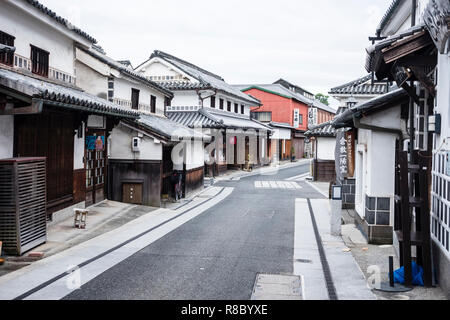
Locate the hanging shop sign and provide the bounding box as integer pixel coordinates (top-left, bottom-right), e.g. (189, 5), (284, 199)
(424, 0), (450, 54)
(346, 130), (355, 178)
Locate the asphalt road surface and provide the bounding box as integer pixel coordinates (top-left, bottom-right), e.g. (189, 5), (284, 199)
(65, 163), (325, 300)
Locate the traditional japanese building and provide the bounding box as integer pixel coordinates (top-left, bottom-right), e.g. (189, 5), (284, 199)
(331, 0), (449, 291)
(329, 76), (391, 209)
(135, 51), (271, 176)
(0, 0), (140, 222)
(233, 83), (310, 162)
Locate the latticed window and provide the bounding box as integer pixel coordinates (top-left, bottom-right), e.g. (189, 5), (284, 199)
(414, 87), (431, 151)
(0, 31), (15, 66)
(31, 45), (49, 77)
(251, 112), (272, 122)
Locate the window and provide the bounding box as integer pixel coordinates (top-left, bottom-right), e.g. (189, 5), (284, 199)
(164, 97), (171, 107)
(241, 105), (245, 114)
(0, 31), (15, 66)
(251, 112), (272, 122)
(131, 88), (140, 110)
(234, 103), (238, 113)
(30, 45), (49, 77)
(219, 99), (224, 110)
(211, 96), (216, 108)
(151, 95), (156, 113)
(108, 77), (114, 102)
(227, 101), (231, 112)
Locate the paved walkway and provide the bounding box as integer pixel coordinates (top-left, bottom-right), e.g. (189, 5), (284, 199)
(294, 199), (375, 300)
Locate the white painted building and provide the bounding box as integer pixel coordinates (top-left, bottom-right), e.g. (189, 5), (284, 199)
(135, 51), (271, 175)
(0, 0), (140, 223)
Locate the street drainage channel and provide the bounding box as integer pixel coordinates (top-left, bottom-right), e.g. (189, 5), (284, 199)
(251, 274), (303, 300)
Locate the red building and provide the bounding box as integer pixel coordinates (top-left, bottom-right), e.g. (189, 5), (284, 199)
(234, 84), (310, 160)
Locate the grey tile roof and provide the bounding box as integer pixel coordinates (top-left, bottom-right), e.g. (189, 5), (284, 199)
(160, 81), (210, 91)
(167, 107), (271, 131)
(136, 113), (210, 141)
(167, 109), (224, 128)
(269, 121), (295, 130)
(148, 51), (260, 105)
(25, 0), (97, 43)
(305, 121), (336, 137)
(0, 44), (16, 53)
(329, 75), (389, 96)
(79, 47), (173, 98)
(234, 84), (337, 114)
(273, 78), (314, 97)
(365, 24), (427, 73)
(333, 87), (408, 128)
(0, 67), (138, 118)
(377, 0), (404, 35)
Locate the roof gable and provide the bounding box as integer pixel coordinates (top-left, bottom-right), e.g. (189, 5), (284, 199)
(20, 0), (97, 43)
(143, 51), (260, 105)
(329, 75), (389, 96)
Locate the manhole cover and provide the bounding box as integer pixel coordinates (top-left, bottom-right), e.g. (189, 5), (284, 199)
(251, 274), (303, 300)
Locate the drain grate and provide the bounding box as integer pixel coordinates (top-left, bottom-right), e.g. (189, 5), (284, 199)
(307, 199), (338, 300)
(251, 274), (303, 300)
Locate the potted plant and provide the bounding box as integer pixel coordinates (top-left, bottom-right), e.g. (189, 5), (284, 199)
(291, 146), (296, 162)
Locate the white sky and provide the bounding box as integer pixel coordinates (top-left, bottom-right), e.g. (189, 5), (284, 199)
(40, 0), (393, 108)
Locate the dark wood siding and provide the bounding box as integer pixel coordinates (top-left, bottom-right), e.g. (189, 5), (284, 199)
(108, 160), (162, 207)
(14, 110), (74, 213)
(184, 167), (204, 196)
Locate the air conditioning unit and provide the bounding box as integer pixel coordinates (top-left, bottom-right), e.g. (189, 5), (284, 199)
(132, 137), (141, 152)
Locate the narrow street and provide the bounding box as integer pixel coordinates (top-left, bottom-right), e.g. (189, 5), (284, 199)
(65, 163), (321, 300)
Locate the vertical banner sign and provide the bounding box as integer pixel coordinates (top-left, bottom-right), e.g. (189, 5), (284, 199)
(308, 108), (318, 126)
(335, 129), (348, 182)
(293, 109), (300, 128)
(346, 130), (355, 177)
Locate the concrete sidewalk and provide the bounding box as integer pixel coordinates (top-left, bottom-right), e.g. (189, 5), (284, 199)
(0, 201), (159, 278)
(0, 182), (224, 278)
(0, 187), (233, 300)
(294, 198), (376, 300)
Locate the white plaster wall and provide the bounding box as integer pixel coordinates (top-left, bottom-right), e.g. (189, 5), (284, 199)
(75, 60), (109, 100)
(0, 115), (14, 159)
(366, 131), (396, 197)
(0, 1), (77, 75)
(109, 124), (162, 161)
(355, 143), (367, 219)
(185, 140), (205, 171)
(139, 61), (181, 79)
(171, 91), (200, 107)
(114, 77), (166, 116)
(271, 128), (291, 140)
(73, 122), (85, 170)
(360, 105), (401, 129)
(435, 51), (450, 147)
(317, 137), (335, 160)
